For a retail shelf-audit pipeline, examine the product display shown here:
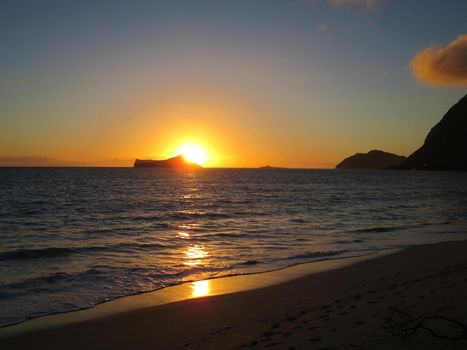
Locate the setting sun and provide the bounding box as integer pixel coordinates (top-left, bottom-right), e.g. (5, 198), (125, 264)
(177, 144), (208, 166)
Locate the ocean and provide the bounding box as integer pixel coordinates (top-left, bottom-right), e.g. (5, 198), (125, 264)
(1, 168), (467, 327)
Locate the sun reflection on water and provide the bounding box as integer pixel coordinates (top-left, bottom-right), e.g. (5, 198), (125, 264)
(184, 245), (209, 267)
(181, 193), (202, 199)
(177, 231), (190, 239)
(178, 223), (200, 230)
(191, 280), (210, 297)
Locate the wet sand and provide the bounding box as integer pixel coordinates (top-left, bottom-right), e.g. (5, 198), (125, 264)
(1, 240), (467, 349)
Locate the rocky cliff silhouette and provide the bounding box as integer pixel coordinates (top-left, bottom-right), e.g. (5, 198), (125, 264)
(134, 155), (202, 169)
(336, 150), (406, 169)
(395, 94), (467, 170)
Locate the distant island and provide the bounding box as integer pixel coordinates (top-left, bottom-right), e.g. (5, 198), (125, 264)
(134, 155), (202, 169)
(337, 94), (467, 171)
(336, 150), (406, 170)
(394, 94), (467, 171)
(258, 166), (286, 169)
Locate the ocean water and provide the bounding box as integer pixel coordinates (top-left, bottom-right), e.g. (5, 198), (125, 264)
(1, 168), (467, 327)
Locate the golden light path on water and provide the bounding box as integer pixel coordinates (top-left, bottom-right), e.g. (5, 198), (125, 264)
(178, 177), (212, 298)
(177, 231), (190, 239)
(182, 240), (211, 297)
(183, 245), (209, 267)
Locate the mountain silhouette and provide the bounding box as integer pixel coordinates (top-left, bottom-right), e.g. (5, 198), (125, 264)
(395, 94), (467, 170)
(134, 155), (202, 169)
(336, 150), (406, 169)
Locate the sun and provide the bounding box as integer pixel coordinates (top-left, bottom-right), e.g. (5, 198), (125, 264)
(177, 144), (208, 166)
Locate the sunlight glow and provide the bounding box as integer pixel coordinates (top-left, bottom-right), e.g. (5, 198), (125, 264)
(184, 245), (209, 267)
(191, 280), (210, 298)
(177, 144), (208, 166)
(177, 231), (190, 239)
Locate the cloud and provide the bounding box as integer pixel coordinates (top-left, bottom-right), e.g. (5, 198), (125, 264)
(316, 24), (329, 32)
(327, 0), (380, 9)
(410, 34), (467, 88)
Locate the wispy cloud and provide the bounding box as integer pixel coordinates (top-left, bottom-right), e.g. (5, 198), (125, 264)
(327, 0), (381, 9)
(410, 34), (467, 88)
(316, 24), (329, 32)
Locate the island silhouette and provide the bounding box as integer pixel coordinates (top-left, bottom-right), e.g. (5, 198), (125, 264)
(337, 94), (467, 171)
(134, 155), (202, 169)
(336, 150), (406, 170)
(395, 94), (467, 170)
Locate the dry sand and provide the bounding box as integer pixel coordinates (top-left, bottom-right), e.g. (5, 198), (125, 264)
(1, 240), (467, 349)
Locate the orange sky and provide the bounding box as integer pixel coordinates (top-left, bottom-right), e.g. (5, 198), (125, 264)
(1, 1), (465, 168)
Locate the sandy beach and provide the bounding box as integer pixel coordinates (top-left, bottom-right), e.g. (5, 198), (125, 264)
(1, 240), (467, 350)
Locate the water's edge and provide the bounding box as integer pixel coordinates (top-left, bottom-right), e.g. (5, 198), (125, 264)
(0, 246), (409, 338)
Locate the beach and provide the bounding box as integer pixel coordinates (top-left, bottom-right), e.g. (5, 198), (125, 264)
(2, 1), (467, 348)
(1, 240), (467, 350)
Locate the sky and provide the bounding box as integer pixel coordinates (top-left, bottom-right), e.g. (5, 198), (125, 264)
(0, 0), (466, 167)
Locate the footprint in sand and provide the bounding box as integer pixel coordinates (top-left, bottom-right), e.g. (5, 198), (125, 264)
(264, 342), (280, 347)
(309, 338), (323, 343)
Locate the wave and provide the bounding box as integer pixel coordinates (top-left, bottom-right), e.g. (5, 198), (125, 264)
(0, 247), (78, 261)
(0, 265), (226, 298)
(205, 232), (254, 239)
(170, 211), (233, 220)
(0, 272), (76, 293)
(0, 249), (347, 291)
(0, 248), (375, 328)
(239, 260), (260, 265)
(0, 242), (171, 262)
(348, 220), (455, 235)
(334, 239), (365, 244)
(234, 250), (347, 268)
(349, 225), (410, 234)
(284, 250), (344, 260)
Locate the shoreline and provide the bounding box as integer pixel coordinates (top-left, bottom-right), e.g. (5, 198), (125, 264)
(0, 248), (395, 337)
(2, 239), (467, 349)
(4, 225), (467, 334)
